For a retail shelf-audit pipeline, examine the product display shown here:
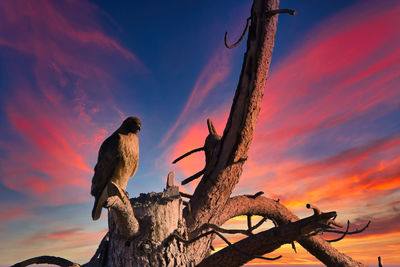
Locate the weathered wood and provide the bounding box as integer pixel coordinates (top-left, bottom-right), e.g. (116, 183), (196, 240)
(218, 195), (366, 267)
(11, 1), (369, 266)
(166, 171), (175, 188)
(184, 0), (280, 263)
(104, 182), (139, 237)
(186, 0), (279, 229)
(107, 186), (191, 267)
(197, 211), (337, 267)
(10, 256), (78, 267)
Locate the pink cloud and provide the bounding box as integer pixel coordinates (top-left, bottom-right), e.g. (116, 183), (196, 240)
(159, 47), (233, 147)
(250, 5), (400, 154)
(0, 206), (26, 223)
(0, 0), (143, 205)
(165, 1), (400, 221)
(21, 226), (107, 252)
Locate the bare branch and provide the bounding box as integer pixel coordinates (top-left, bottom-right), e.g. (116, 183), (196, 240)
(87, 232), (109, 264)
(327, 218), (344, 228)
(291, 242), (297, 253)
(191, 215), (269, 240)
(212, 231), (282, 261)
(181, 169), (204, 185)
(180, 192), (192, 198)
(105, 182), (139, 237)
(325, 221), (371, 235)
(306, 203), (322, 215)
(173, 230), (281, 263)
(245, 191), (264, 199)
(224, 17), (251, 49)
(327, 220), (350, 243)
(187, 0), (282, 234)
(10, 256), (78, 267)
(378, 256), (383, 267)
(207, 118), (217, 135)
(197, 211), (336, 267)
(266, 8), (296, 16)
(250, 216), (269, 233)
(218, 195), (366, 266)
(172, 147), (204, 164)
(172, 230), (215, 245)
(247, 215), (252, 231)
(199, 223), (249, 235)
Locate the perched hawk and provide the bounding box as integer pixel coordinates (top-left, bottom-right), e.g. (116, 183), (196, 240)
(91, 117), (141, 220)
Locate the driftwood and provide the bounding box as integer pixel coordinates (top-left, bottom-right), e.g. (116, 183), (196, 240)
(12, 0), (374, 266)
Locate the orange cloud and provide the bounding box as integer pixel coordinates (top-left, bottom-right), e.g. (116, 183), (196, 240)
(164, 4), (400, 265)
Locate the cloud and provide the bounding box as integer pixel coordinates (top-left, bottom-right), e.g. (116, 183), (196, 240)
(288, 134), (400, 179)
(0, 0), (142, 206)
(165, 1), (400, 242)
(4, 226), (108, 265)
(239, 135), (400, 213)
(0, 206), (25, 223)
(159, 47), (233, 147)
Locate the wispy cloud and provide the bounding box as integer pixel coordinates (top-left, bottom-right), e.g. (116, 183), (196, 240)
(0, 0), (143, 205)
(165, 5), (400, 263)
(159, 47), (233, 147)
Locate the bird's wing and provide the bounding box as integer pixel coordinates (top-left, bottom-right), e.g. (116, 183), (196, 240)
(91, 133), (121, 220)
(91, 132), (120, 197)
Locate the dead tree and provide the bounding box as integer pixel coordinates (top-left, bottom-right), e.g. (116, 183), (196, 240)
(12, 0), (372, 266)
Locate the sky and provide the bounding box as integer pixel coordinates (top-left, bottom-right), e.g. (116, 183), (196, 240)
(0, 0), (399, 266)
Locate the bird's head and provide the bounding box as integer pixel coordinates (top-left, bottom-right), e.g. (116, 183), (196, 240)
(120, 116), (141, 134)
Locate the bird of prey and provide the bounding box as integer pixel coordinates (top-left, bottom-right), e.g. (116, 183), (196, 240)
(90, 116), (141, 220)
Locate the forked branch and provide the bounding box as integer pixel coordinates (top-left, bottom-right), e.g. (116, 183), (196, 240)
(218, 195), (367, 266)
(197, 210), (337, 267)
(173, 118), (221, 185)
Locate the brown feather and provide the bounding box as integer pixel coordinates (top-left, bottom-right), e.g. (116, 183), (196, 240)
(90, 117), (140, 220)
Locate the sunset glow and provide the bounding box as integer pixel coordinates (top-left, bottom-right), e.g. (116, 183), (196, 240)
(0, 0), (399, 266)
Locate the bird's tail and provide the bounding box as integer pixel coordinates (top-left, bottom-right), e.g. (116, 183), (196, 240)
(91, 185), (109, 220)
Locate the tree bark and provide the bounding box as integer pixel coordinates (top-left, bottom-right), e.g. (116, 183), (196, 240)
(218, 195), (366, 266)
(186, 0), (279, 230)
(106, 186), (192, 267)
(197, 211), (337, 267)
(11, 0), (369, 266)
(184, 0), (280, 262)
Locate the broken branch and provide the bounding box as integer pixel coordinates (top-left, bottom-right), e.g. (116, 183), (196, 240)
(105, 182), (139, 237)
(326, 220), (350, 243)
(266, 8), (296, 16)
(224, 17), (251, 49)
(198, 211), (336, 267)
(10, 256), (78, 267)
(172, 147), (204, 164)
(181, 169), (204, 185)
(218, 195), (366, 266)
(325, 221), (371, 235)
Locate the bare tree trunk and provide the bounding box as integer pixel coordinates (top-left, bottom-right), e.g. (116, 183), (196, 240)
(11, 0), (369, 266)
(218, 196), (366, 266)
(183, 0), (280, 263)
(106, 186), (192, 267)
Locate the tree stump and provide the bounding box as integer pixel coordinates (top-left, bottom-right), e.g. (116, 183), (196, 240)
(107, 185), (191, 267)
(10, 1), (370, 266)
